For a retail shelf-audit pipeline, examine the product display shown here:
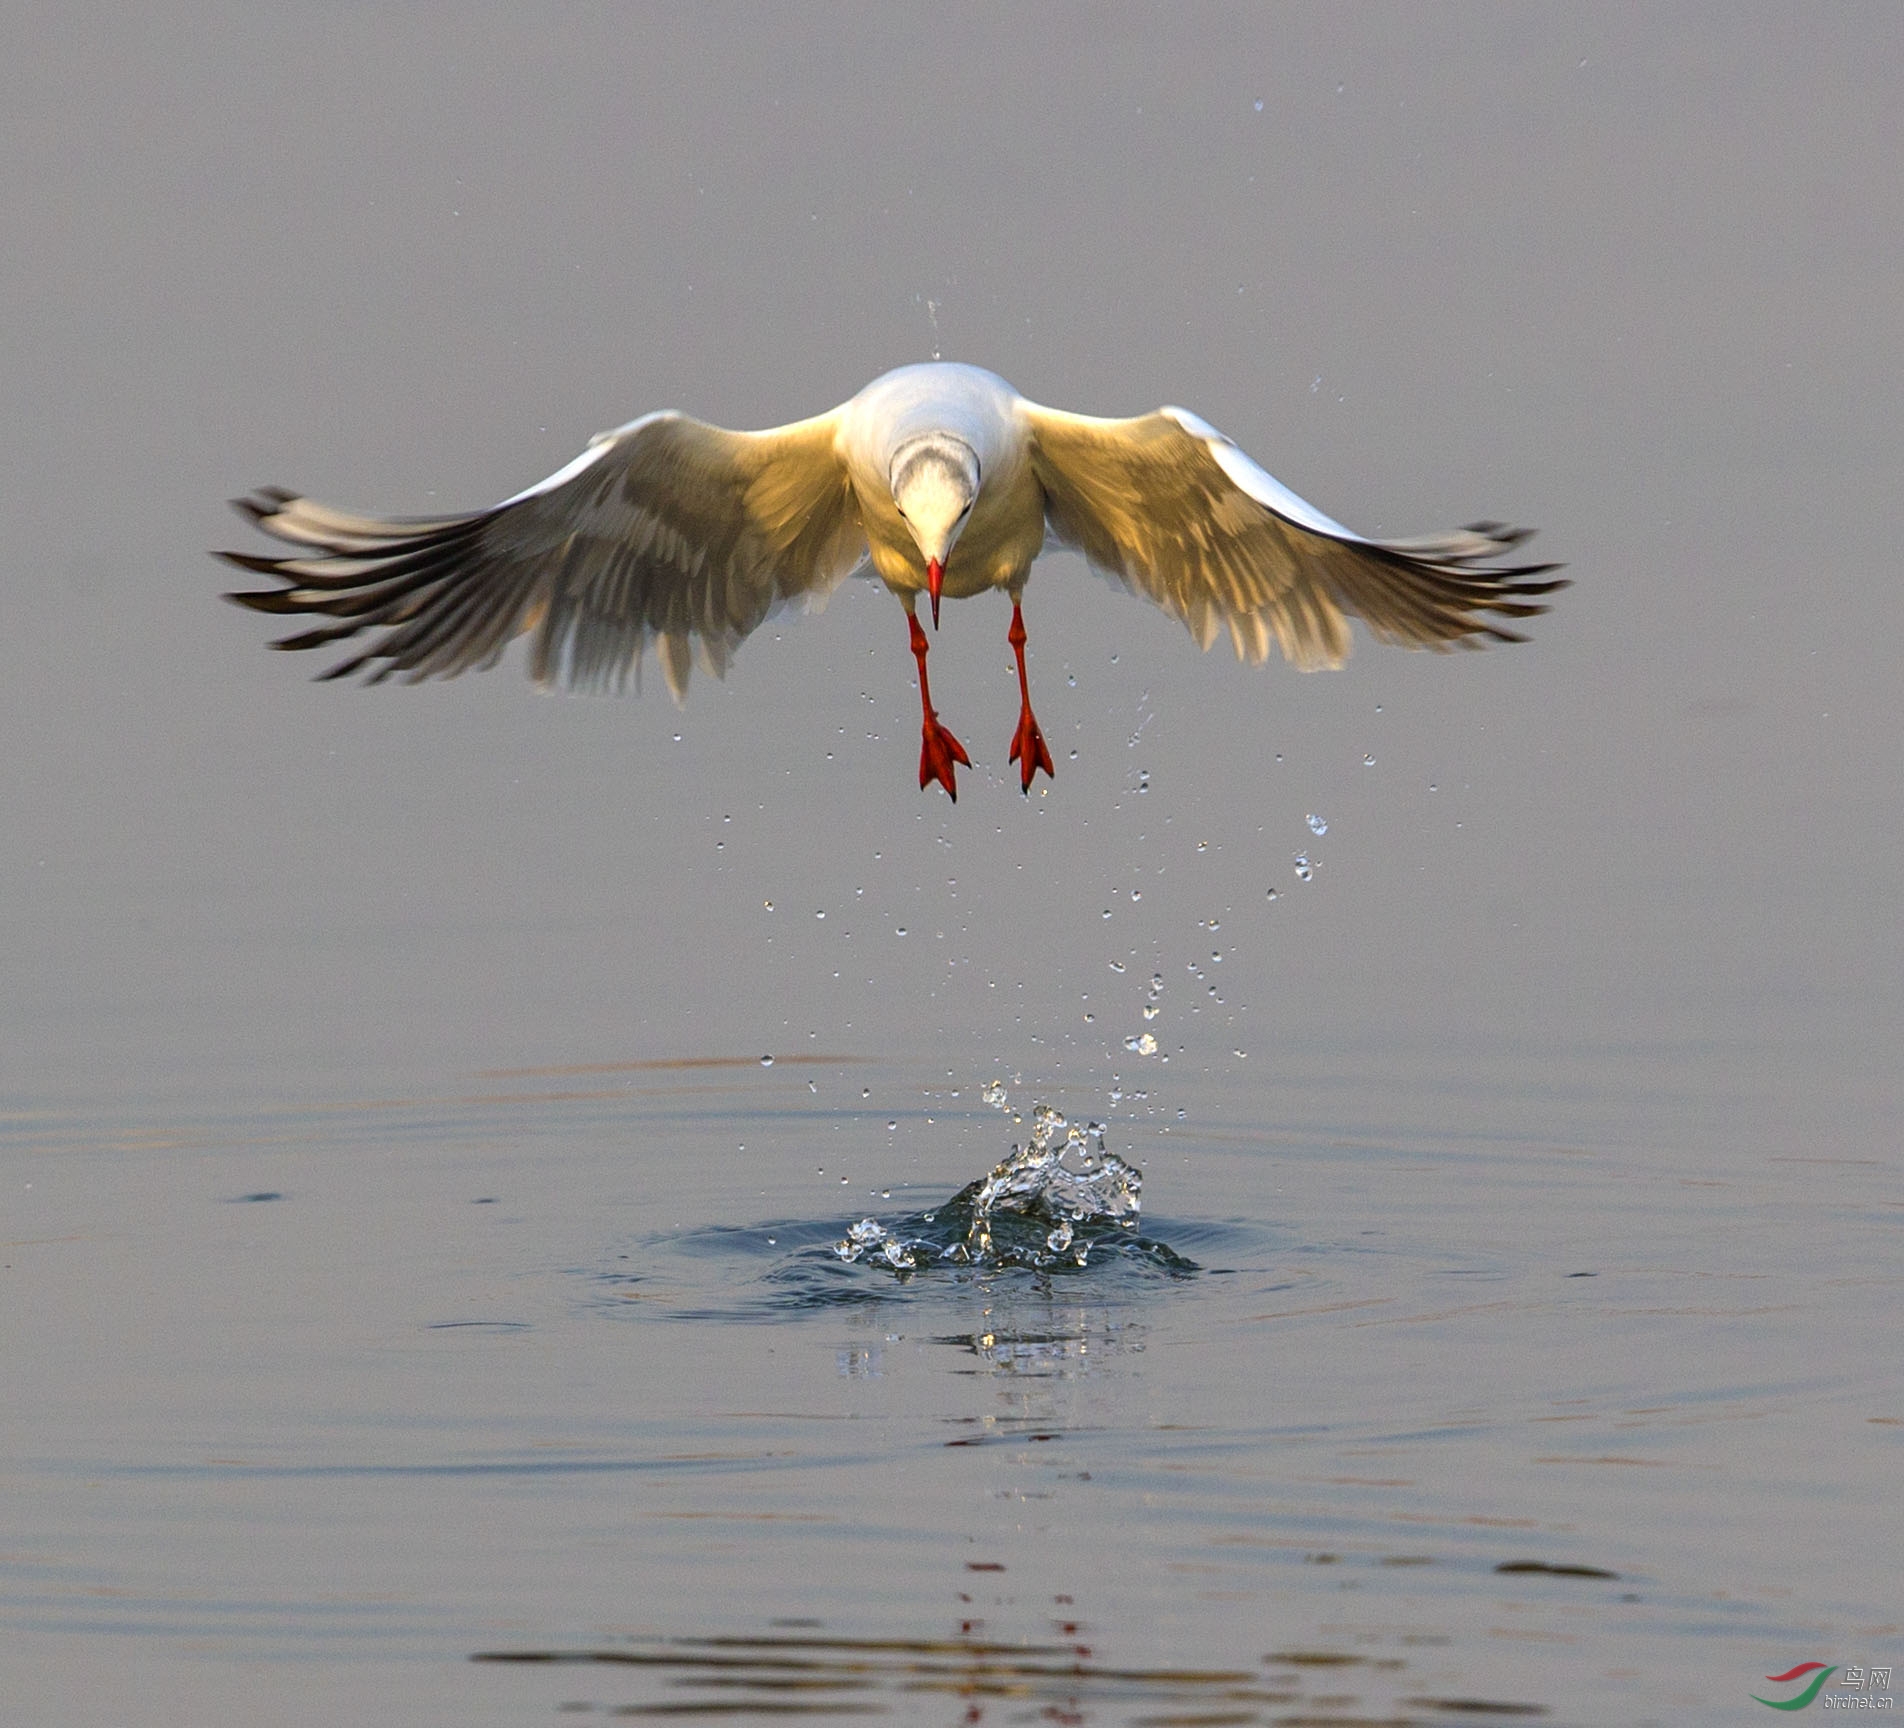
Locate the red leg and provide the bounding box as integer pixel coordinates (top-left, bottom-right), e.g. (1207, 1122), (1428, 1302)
(910, 611), (970, 800)
(1007, 601), (1056, 794)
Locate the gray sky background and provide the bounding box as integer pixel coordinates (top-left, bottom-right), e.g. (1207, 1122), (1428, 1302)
(3, 4), (1898, 1158)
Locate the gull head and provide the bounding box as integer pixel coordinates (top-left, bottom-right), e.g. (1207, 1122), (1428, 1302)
(890, 433), (979, 627)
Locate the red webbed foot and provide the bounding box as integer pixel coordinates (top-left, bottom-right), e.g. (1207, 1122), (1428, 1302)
(1009, 703), (1055, 793)
(919, 713), (972, 801)
(1005, 600), (1056, 794)
(908, 608), (969, 799)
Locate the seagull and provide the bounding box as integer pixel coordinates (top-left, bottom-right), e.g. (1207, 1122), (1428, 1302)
(222, 362), (1564, 800)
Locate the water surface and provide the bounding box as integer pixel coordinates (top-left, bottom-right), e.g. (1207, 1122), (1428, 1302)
(4, 7), (1900, 1724)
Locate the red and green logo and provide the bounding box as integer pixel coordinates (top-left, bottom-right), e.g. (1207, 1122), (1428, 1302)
(1753, 1663), (1837, 1710)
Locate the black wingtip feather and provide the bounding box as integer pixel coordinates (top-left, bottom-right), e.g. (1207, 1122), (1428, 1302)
(224, 587), (299, 613)
(1462, 520), (1532, 546)
(230, 489), (296, 525)
(217, 548), (292, 576)
(269, 622), (364, 651)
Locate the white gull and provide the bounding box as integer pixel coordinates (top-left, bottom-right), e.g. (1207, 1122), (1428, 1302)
(223, 362), (1563, 800)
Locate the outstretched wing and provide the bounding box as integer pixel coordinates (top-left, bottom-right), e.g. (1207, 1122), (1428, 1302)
(1024, 402), (1564, 670)
(221, 409), (867, 700)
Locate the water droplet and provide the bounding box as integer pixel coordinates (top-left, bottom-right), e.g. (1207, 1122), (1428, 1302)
(1102, 908), (1113, 920)
(1266, 886), (1279, 900)
(1294, 854), (1314, 882)
(1142, 1004), (1160, 1020)
(1129, 889), (1142, 901)
(1123, 1032), (1158, 1056)
(1307, 813), (1328, 836)
(895, 925), (907, 936)
(759, 1054), (774, 1067)
(1364, 754), (1376, 767)
(982, 1079), (1008, 1109)
(763, 900), (774, 911)
(886, 1121), (897, 1131)
(814, 909), (826, 919)
(1108, 960), (1125, 973)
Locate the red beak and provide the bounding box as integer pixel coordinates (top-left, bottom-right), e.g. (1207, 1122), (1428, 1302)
(926, 557), (944, 629)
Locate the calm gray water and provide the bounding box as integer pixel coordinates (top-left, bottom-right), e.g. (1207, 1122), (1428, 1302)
(4, 7), (1900, 1725)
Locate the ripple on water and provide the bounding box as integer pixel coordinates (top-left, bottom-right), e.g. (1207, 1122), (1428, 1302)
(471, 1619), (1554, 1723)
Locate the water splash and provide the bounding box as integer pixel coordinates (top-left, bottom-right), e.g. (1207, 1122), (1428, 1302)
(839, 1217), (919, 1271)
(833, 1100), (1178, 1275)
